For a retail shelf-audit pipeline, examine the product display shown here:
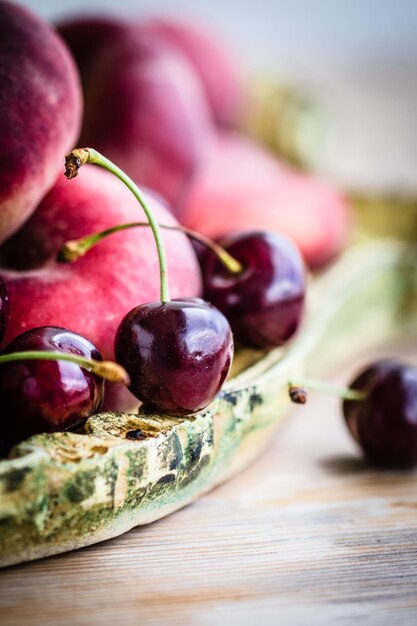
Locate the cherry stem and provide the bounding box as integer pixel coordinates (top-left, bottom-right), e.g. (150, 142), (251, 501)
(64, 148), (171, 303)
(288, 378), (366, 404)
(0, 351), (130, 385)
(58, 222), (243, 275)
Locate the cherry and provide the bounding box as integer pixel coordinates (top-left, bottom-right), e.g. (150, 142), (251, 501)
(290, 362), (417, 469)
(57, 219), (302, 351)
(0, 326), (106, 451)
(115, 298), (233, 414)
(202, 231), (306, 349)
(343, 360), (417, 469)
(190, 238), (209, 269)
(0, 275), (10, 343)
(65, 148), (234, 415)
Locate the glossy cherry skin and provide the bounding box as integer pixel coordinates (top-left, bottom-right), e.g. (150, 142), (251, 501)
(0, 327), (104, 451)
(203, 231), (306, 349)
(343, 360), (417, 468)
(115, 298), (233, 414)
(0, 275), (10, 343)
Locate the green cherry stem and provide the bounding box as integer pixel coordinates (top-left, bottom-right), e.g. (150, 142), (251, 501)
(288, 378), (366, 404)
(58, 221), (243, 275)
(65, 148), (171, 303)
(0, 351), (130, 385)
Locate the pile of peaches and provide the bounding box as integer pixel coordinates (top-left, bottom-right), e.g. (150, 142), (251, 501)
(0, 1), (416, 469)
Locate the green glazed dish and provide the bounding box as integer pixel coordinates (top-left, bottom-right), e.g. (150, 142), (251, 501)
(1, 240), (417, 568)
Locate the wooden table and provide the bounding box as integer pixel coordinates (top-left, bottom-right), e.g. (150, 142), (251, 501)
(1, 355), (417, 626)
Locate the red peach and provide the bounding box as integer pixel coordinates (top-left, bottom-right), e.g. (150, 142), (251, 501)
(79, 27), (214, 210)
(179, 133), (350, 269)
(142, 18), (246, 126)
(0, 1), (82, 243)
(57, 16), (129, 87)
(59, 15), (245, 128)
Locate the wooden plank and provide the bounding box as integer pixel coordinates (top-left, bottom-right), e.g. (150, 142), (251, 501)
(1, 353), (417, 626)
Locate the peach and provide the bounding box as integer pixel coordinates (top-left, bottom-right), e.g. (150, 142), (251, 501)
(78, 27), (214, 210)
(0, 167), (202, 409)
(57, 16), (129, 87)
(59, 15), (245, 128)
(179, 133), (350, 269)
(142, 18), (246, 126)
(0, 1), (82, 243)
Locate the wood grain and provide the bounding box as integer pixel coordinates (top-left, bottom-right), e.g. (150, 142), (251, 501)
(1, 353), (417, 626)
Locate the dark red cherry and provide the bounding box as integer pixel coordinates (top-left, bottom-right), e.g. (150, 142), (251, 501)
(203, 231), (306, 349)
(0, 327), (104, 451)
(0, 275), (10, 343)
(343, 360), (417, 468)
(190, 238), (209, 269)
(115, 298), (233, 414)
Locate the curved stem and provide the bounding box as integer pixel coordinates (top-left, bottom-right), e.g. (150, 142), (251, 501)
(0, 351), (130, 385)
(58, 222), (243, 275)
(65, 148), (170, 303)
(288, 378), (366, 404)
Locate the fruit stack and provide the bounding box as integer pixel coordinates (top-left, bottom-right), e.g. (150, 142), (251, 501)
(0, 1), (416, 567)
(0, 1), (348, 447)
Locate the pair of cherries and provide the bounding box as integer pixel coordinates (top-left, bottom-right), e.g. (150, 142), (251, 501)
(116, 229), (306, 412)
(63, 148), (306, 418)
(0, 275), (131, 451)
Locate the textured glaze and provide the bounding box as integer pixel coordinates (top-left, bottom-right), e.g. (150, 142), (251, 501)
(203, 232), (306, 348)
(0, 327), (104, 450)
(115, 298), (233, 413)
(0, 276), (9, 342)
(0, 1), (82, 243)
(344, 361), (417, 468)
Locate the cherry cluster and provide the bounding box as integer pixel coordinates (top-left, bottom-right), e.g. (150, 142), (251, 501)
(0, 225), (304, 452)
(0, 149), (416, 471)
(0, 149), (307, 454)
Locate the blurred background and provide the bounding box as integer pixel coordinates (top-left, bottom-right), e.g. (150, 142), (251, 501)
(21, 0), (417, 193)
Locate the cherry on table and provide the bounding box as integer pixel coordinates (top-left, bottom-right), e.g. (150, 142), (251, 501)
(343, 360), (417, 468)
(202, 231), (306, 349)
(0, 326), (105, 451)
(115, 297), (233, 414)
